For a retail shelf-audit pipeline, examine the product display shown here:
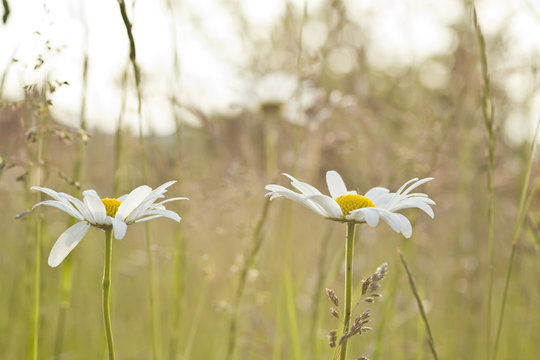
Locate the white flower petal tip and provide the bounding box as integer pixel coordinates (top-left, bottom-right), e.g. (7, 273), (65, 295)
(48, 222), (90, 267)
(265, 171), (435, 239)
(326, 170), (348, 198)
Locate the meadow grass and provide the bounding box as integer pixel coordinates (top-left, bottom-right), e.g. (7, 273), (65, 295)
(2, 3), (540, 360)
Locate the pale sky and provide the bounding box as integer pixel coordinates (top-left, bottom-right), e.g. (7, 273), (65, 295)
(0, 0), (539, 142)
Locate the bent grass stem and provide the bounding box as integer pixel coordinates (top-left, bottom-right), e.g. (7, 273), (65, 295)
(398, 249), (438, 360)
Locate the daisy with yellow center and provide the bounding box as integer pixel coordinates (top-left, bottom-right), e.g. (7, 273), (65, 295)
(32, 181), (188, 267)
(265, 170), (435, 360)
(265, 170), (435, 238)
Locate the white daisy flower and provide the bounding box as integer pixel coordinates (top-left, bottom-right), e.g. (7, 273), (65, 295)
(31, 181), (188, 267)
(265, 171), (435, 238)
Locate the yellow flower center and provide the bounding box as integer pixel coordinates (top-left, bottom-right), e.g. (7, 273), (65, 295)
(101, 198), (122, 217)
(335, 194), (375, 216)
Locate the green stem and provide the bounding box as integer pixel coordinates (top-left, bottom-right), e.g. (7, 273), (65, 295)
(472, 8), (496, 360)
(226, 198), (271, 360)
(340, 223), (356, 360)
(102, 229), (115, 360)
(398, 249), (438, 360)
(493, 116), (540, 360)
(29, 214), (42, 360)
(146, 223), (161, 360)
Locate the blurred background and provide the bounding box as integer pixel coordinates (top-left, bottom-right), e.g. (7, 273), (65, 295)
(1, 0), (540, 359)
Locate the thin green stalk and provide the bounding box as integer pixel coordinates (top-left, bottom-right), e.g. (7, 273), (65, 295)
(493, 117), (540, 359)
(272, 291), (285, 360)
(54, 22), (89, 356)
(473, 8), (496, 360)
(373, 239), (412, 359)
(146, 223), (161, 360)
(166, 3), (184, 356)
(398, 249), (438, 360)
(310, 225), (333, 360)
(115, 3), (160, 359)
(102, 228), (115, 360)
(182, 282), (208, 360)
(28, 103), (46, 360)
(29, 207), (42, 360)
(53, 255), (73, 359)
(226, 198), (271, 360)
(284, 268), (301, 360)
(339, 223), (356, 360)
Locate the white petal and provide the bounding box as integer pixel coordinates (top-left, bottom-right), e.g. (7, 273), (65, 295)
(134, 209), (181, 223)
(401, 177), (434, 197)
(83, 190), (106, 224)
(283, 173), (322, 196)
(395, 213), (412, 238)
(32, 200), (84, 220)
(31, 186), (62, 201)
(305, 194), (343, 218)
(155, 197), (189, 206)
(266, 187), (328, 217)
(115, 185), (152, 221)
(48, 221), (90, 267)
(362, 208), (381, 226)
(326, 170), (348, 198)
(394, 178), (419, 196)
(391, 199), (435, 218)
(124, 182), (179, 223)
(60, 194), (94, 222)
(379, 211), (403, 233)
(111, 218), (127, 240)
(372, 193), (394, 208)
(364, 187), (390, 202)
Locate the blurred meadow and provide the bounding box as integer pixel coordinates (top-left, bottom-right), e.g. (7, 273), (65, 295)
(1, 0), (540, 359)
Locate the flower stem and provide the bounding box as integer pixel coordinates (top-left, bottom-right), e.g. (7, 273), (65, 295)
(340, 223), (356, 360)
(102, 229), (115, 360)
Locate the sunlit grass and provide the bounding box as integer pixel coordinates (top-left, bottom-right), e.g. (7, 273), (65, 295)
(2, 3), (540, 360)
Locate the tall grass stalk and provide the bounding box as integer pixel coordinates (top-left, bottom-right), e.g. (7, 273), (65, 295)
(28, 91), (47, 360)
(116, 2), (161, 358)
(54, 32), (89, 357)
(182, 282), (208, 360)
(102, 228), (115, 360)
(472, 8), (496, 360)
(398, 249), (439, 360)
(272, 292), (285, 360)
(167, 2), (185, 356)
(493, 117), (540, 359)
(226, 198), (271, 360)
(284, 268), (302, 360)
(309, 225), (333, 360)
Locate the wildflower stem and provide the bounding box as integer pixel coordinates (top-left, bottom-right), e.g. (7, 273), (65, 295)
(340, 222), (356, 360)
(398, 249), (438, 360)
(102, 228), (115, 360)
